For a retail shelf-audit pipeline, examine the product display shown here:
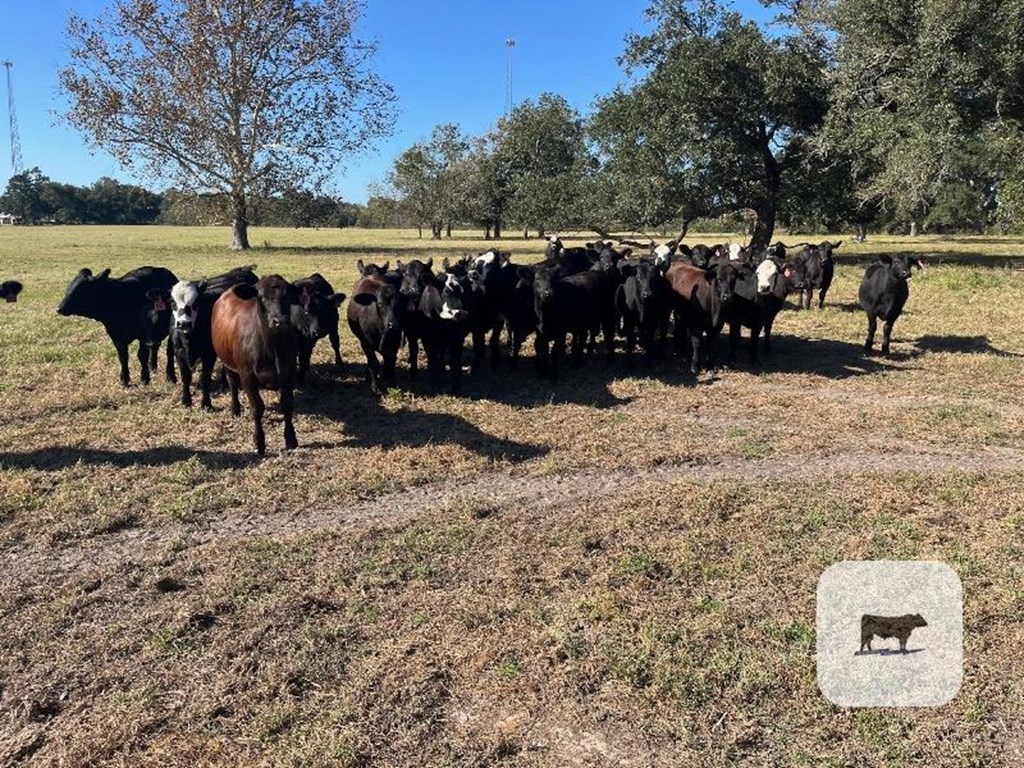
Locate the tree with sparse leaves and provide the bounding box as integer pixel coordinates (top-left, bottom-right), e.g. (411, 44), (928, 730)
(60, 0), (395, 249)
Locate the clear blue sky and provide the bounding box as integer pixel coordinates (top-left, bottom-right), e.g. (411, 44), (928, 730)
(0, 0), (772, 204)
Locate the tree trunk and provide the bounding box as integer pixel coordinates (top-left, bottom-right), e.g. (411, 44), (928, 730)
(431, 222), (442, 239)
(230, 190), (250, 250)
(538, 227), (545, 239)
(417, 224), (423, 239)
(522, 226), (529, 239)
(750, 121), (781, 252)
(494, 220), (501, 239)
(446, 222), (452, 238)
(909, 220), (918, 236)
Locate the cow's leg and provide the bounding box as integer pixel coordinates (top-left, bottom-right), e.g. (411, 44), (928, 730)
(178, 354), (194, 407)
(225, 369), (242, 417)
(551, 333), (566, 380)
(899, 634), (908, 653)
(471, 328), (486, 372)
(296, 339), (312, 386)
(328, 323), (343, 368)
(881, 319), (895, 355)
(241, 375), (266, 456)
(489, 323), (503, 369)
(864, 314), (877, 353)
(199, 355), (214, 410)
(603, 316), (616, 365)
(114, 340), (131, 387)
(362, 341), (383, 396)
(623, 318), (636, 369)
(570, 329), (585, 369)
(136, 343), (152, 385)
(688, 331), (702, 375)
(165, 337), (177, 383)
(763, 316), (774, 352)
(407, 334), (419, 380)
(728, 322), (741, 364)
(280, 381), (297, 450)
(149, 341), (159, 375)
(534, 334), (549, 375)
(749, 324), (762, 365)
(818, 288), (827, 309)
(450, 339), (464, 395)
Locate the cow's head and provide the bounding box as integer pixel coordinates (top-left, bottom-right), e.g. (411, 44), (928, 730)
(545, 236), (562, 261)
(353, 283), (402, 342)
(167, 281), (201, 331)
(782, 259), (805, 290)
(474, 249), (503, 281)
(438, 272), (471, 322)
(910, 613), (928, 628)
(294, 284), (346, 339)
(635, 259), (666, 323)
(653, 243), (674, 269)
(399, 259), (434, 305)
(1, 280), (23, 303)
(880, 254), (924, 281)
(715, 262), (740, 304)
(357, 259), (389, 277)
(255, 275), (298, 332)
(755, 258), (779, 295)
(57, 267), (111, 316)
(818, 240), (842, 261)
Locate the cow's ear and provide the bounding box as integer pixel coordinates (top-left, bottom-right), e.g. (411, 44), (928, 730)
(832, 240), (842, 249)
(97, 268), (111, 280)
(381, 261), (390, 273)
(352, 292), (377, 306)
(331, 292), (346, 306)
(621, 248), (633, 259)
(196, 280), (208, 294)
(78, 267), (93, 278)
(425, 257), (433, 269)
(395, 260), (403, 272)
(498, 251), (511, 266)
(357, 259), (366, 274)
(442, 257), (451, 271)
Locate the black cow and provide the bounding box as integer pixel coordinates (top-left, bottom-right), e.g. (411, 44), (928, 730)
(688, 245), (721, 269)
(474, 250), (541, 370)
(164, 266), (259, 409)
(616, 257), (670, 367)
(544, 237), (599, 276)
(2, 280), (23, 303)
(860, 613), (927, 653)
(858, 254), (924, 355)
(291, 273), (346, 384)
(347, 271), (404, 396)
(525, 257), (617, 379)
(792, 240), (841, 309)
(58, 266), (178, 386)
(396, 258), (436, 380)
(716, 256), (799, 364)
(426, 268), (487, 394)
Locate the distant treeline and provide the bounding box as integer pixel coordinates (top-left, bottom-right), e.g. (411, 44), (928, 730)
(0, 168), (372, 229)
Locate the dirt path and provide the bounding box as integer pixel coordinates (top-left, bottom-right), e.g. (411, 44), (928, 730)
(5, 441), (1024, 580)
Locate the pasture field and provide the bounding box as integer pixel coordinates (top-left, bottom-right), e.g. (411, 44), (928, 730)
(2, 225), (1024, 766)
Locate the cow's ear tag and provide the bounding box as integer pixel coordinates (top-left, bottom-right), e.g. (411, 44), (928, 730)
(154, 297), (168, 311)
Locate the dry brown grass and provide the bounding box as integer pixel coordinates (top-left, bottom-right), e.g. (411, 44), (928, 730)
(2, 226), (1024, 766)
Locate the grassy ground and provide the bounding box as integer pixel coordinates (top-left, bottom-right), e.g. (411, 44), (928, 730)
(1, 226), (1024, 766)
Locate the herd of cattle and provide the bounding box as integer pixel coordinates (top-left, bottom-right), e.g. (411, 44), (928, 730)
(2, 237), (925, 455)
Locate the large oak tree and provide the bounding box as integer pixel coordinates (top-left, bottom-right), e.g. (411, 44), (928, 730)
(591, 0), (829, 249)
(60, 0), (395, 249)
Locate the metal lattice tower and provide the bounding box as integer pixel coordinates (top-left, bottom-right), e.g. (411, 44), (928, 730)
(504, 39), (515, 116)
(3, 61), (23, 175)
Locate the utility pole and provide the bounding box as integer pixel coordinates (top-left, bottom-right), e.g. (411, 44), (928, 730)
(504, 39), (515, 116)
(3, 60), (23, 175)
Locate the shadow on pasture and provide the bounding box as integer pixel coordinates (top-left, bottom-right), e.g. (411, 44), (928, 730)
(295, 374), (548, 463)
(726, 334), (905, 379)
(0, 445), (257, 471)
(913, 335), (1024, 358)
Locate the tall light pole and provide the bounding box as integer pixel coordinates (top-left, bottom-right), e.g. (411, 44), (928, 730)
(504, 38), (515, 116)
(2, 60), (22, 175)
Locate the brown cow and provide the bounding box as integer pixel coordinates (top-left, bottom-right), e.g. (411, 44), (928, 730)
(665, 263), (729, 374)
(212, 275), (299, 456)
